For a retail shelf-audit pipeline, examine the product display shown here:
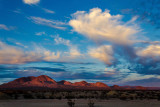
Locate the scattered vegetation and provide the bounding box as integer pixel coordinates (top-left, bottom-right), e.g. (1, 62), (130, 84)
(1, 90), (160, 101)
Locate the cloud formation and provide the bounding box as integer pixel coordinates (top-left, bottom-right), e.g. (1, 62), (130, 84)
(0, 40), (83, 64)
(54, 35), (71, 46)
(29, 16), (66, 30)
(88, 45), (114, 65)
(54, 35), (82, 58)
(69, 8), (139, 45)
(136, 45), (160, 60)
(42, 8), (55, 14)
(35, 31), (46, 36)
(23, 0), (40, 5)
(0, 24), (14, 30)
(0, 41), (59, 64)
(69, 8), (160, 77)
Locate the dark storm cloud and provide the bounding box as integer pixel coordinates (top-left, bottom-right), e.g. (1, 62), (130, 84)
(108, 44), (160, 75)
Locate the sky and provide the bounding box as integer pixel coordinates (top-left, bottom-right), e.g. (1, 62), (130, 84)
(0, 0), (160, 86)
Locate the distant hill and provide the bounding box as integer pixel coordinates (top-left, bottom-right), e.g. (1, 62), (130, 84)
(0, 75), (158, 90)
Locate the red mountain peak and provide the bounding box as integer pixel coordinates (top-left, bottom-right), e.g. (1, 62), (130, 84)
(94, 82), (109, 88)
(74, 81), (89, 86)
(58, 80), (72, 85)
(37, 75), (55, 82)
(9, 76), (36, 84)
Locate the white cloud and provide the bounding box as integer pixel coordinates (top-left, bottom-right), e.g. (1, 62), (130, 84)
(54, 35), (71, 46)
(42, 8), (55, 14)
(23, 0), (40, 5)
(0, 40), (83, 64)
(69, 8), (139, 45)
(54, 35), (82, 58)
(35, 31), (46, 36)
(0, 24), (14, 30)
(104, 68), (116, 75)
(29, 16), (66, 30)
(43, 51), (60, 61)
(7, 38), (28, 48)
(136, 45), (160, 60)
(68, 46), (82, 58)
(121, 73), (155, 83)
(13, 9), (22, 14)
(88, 45), (114, 65)
(0, 41), (60, 64)
(15, 42), (28, 48)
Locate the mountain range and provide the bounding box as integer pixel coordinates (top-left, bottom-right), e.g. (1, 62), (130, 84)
(0, 75), (159, 90)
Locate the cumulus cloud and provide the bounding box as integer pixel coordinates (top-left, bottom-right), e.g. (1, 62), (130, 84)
(69, 8), (160, 76)
(0, 37), (84, 64)
(0, 41), (60, 64)
(43, 51), (60, 61)
(68, 47), (82, 58)
(54, 35), (71, 46)
(69, 8), (139, 45)
(136, 45), (160, 60)
(88, 45), (114, 65)
(23, 0), (40, 5)
(29, 16), (66, 30)
(54, 35), (82, 58)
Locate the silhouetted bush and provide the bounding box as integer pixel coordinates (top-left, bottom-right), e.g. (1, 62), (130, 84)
(23, 94), (34, 99)
(0, 92), (11, 100)
(119, 94), (128, 100)
(88, 100), (94, 107)
(157, 94), (160, 101)
(67, 99), (75, 107)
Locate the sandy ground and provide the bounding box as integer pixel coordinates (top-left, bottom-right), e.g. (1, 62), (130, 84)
(0, 99), (160, 107)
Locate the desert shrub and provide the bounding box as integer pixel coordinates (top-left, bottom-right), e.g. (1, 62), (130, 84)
(0, 92), (11, 100)
(23, 94), (34, 99)
(99, 91), (107, 99)
(88, 100), (94, 107)
(14, 94), (19, 99)
(35, 93), (43, 99)
(107, 91), (118, 98)
(128, 94), (137, 100)
(66, 95), (75, 99)
(119, 94), (128, 100)
(157, 94), (160, 101)
(44, 92), (52, 99)
(67, 99), (75, 107)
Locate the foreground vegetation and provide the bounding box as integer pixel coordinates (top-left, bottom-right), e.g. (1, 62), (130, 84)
(1, 90), (160, 101)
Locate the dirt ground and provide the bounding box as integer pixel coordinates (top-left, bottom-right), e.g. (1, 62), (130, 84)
(0, 99), (160, 107)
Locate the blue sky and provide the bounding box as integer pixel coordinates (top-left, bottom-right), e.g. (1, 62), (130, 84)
(0, 0), (160, 86)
